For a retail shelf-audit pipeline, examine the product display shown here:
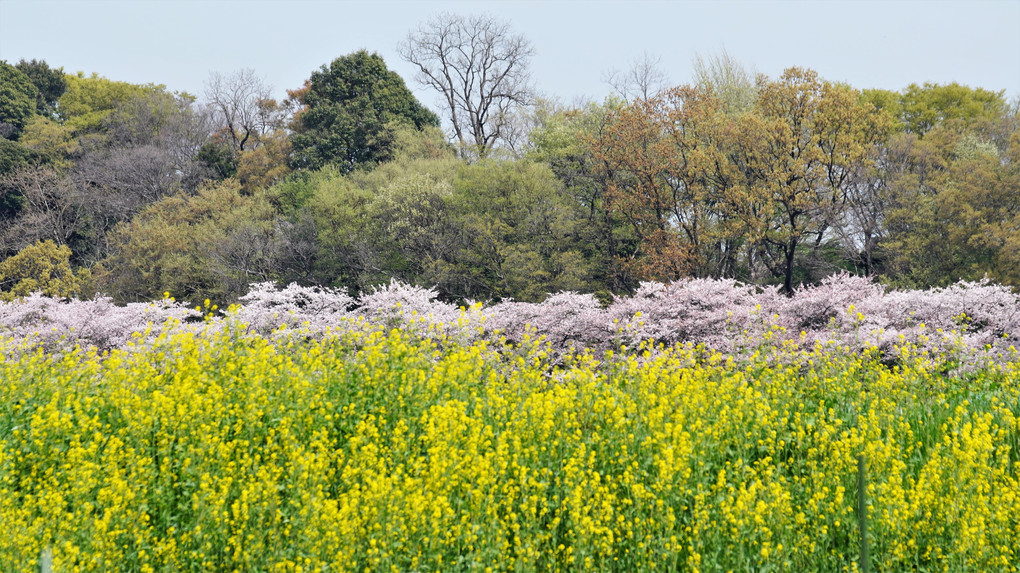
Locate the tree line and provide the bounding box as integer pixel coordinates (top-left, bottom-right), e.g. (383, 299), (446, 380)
(1, 13), (1017, 305)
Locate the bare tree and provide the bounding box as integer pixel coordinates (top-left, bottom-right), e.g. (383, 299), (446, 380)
(0, 165), (88, 255)
(74, 92), (214, 214)
(59, 92), (217, 261)
(204, 69), (289, 153)
(604, 52), (669, 102)
(101, 91), (214, 170)
(399, 12), (534, 158)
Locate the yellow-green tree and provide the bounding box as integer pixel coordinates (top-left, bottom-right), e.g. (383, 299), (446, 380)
(99, 179), (280, 304)
(748, 69), (888, 291)
(57, 72), (168, 134)
(881, 120), (1020, 288)
(0, 239), (92, 301)
(898, 82), (1007, 136)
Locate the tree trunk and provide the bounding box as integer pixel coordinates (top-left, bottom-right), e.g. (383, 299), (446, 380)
(783, 237), (798, 294)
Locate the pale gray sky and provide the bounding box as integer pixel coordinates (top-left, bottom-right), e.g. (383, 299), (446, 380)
(2, 0), (1018, 111)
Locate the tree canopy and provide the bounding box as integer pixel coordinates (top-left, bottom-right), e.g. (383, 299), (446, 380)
(289, 50), (439, 172)
(14, 58), (67, 118)
(0, 62), (39, 140)
(1, 28), (1018, 307)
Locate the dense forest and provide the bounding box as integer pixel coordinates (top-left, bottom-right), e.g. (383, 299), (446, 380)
(1, 13), (1018, 306)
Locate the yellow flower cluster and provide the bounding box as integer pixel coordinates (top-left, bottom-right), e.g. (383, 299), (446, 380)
(1, 325), (1018, 571)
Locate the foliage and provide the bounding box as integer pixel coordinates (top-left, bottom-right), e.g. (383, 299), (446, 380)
(591, 68), (891, 292)
(593, 85), (728, 282)
(74, 90), (212, 197)
(750, 69), (889, 292)
(0, 240), (92, 301)
(57, 73), (169, 134)
(236, 129), (292, 192)
(14, 59), (67, 118)
(51, 89), (215, 264)
(528, 99), (635, 296)
(860, 88), (905, 131)
(276, 143), (593, 302)
(17, 116), (77, 167)
(368, 172), (457, 284)
(898, 82), (1008, 136)
(0, 51), (1017, 314)
(0, 138), (35, 178)
(98, 179), (281, 304)
(289, 50), (439, 172)
(880, 115), (1020, 288)
(0, 61), (39, 140)
(448, 159), (590, 300)
(195, 139), (237, 179)
(0, 73), (216, 267)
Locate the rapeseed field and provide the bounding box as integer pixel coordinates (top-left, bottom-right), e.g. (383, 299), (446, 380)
(1, 322), (1018, 572)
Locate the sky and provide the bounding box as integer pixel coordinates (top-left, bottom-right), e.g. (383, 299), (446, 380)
(2, 0), (1019, 112)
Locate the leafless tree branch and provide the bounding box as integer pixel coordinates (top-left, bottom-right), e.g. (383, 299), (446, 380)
(400, 12), (534, 158)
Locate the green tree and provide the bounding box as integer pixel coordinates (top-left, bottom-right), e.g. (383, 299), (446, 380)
(0, 61), (39, 140)
(447, 159), (590, 301)
(298, 134), (459, 293)
(367, 173), (458, 287)
(289, 50), (439, 172)
(290, 132), (589, 301)
(298, 168), (378, 291)
(14, 59), (67, 118)
(0, 138), (35, 178)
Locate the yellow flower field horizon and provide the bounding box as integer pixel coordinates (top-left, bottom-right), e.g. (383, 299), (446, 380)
(2, 323), (1018, 572)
